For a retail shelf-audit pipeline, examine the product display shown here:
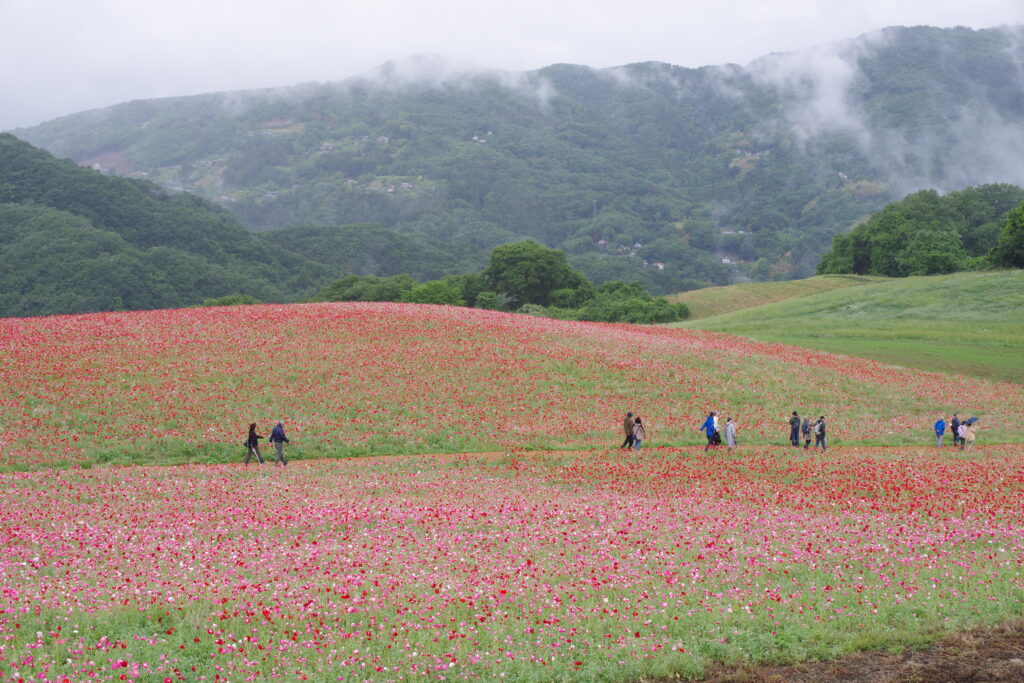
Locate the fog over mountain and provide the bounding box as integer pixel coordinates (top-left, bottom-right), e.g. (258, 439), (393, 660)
(12, 25), (1024, 288)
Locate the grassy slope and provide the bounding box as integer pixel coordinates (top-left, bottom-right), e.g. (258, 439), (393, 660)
(667, 274), (887, 320)
(675, 270), (1024, 384)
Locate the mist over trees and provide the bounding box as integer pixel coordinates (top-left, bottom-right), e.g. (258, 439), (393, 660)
(15, 26), (1024, 289)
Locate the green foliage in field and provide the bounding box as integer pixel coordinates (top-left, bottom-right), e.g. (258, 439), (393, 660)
(310, 241), (688, 322)
(990, 202), (1024, 268)
(817, 185), (1024, 276)
(483, 240), (594, 308)
(679, 270), (1024, 383)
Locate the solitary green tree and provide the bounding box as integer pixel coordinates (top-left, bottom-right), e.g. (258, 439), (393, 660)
(483, 241), (594, 308)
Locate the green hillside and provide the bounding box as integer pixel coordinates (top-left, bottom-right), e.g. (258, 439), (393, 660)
(667, 274), (886, 320)
(675, 270), (1024, 383)
(14, 26), (1024, 291)
(0, 133), (334, 316)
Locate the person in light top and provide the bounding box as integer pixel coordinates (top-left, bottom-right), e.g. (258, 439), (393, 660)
(631, 416), (647, 451)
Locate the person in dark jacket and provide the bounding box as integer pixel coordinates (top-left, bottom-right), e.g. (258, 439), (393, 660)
(269, 421), (290, 467)
(801, 417), (812, 449)
(950, 414), (961, 447)
(813, 416), (827, 451)
(243, 423), (264, 465)
(621, 412), (635, 449)
(789, 411), (800, 446)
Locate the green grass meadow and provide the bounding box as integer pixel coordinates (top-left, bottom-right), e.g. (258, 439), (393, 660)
(667, 274), (887, 320)
(674, 270), (1024, 384)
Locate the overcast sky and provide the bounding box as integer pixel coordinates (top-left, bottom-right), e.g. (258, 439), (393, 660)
(2, 0), (1022, 131)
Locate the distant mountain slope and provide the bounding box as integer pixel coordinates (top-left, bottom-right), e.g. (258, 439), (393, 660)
(0, 134), (332, 316)
(16, 26), (1024, 290)
(675, 270), (1024, 383)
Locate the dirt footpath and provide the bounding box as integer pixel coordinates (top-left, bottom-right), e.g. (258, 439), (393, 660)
(694, 619), (1024, 682)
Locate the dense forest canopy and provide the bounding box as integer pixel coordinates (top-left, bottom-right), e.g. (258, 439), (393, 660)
(816, 184), (1024, 276)
(14, 26), (1024, 292)
(0, 133), (333, 316)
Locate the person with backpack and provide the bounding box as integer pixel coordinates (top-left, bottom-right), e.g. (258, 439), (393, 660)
(813, 416), (827, 451)
(801, 416), (812, 449)
(933, 417), (947, 447)
(700, 411), (717, 451)
(269, 421), (290, 467)
(631, 416), (647, 451)
(788, 411), (801, 446)
(243, 423), (264, 465)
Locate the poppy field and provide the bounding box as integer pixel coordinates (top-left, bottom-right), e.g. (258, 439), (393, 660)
(1, 303), (1023, 681)
(1, 302), (1022, 468)
(0, 447), (1022, 682)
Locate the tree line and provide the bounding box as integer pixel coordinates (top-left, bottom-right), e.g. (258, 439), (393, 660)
(817, 184), (1024, 276)
(308, 240), (689, 324)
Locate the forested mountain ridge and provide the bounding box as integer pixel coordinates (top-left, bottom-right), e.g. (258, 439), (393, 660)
(13, 25), (1024, 292)
(0, 134), (333, 316)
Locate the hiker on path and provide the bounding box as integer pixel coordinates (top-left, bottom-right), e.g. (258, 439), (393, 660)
(621, 412), (635, 450)
(813, 416), (827, 451)
(789, 412), (801, 446)
(933, 417), (947, 447)
(957, 422), (967, 450)
(631, 416), (647, 451)
(724, 417), (737, 449)
(951, 414), (961, 447)
(269, 421), (290, 466)
(243, 423), (264, 465)
(801, 416), (812, 449)
(700, 412), (718, 451)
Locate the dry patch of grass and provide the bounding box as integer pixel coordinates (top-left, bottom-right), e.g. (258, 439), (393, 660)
(668, 275), (884, 320)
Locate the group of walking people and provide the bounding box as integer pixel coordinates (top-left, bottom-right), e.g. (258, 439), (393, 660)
(243, 421), (291, 466)
(933, 414), (977, 449)
(621, 412), (648, 450)
(699, 411), (738, 450)
(788, 411), (828, 451)
(620, 409), (825, 452)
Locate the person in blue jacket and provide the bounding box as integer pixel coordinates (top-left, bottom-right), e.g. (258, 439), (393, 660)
(269, 421), (290, 467)
(699, 411), (717, 451)
(934, 417), (947, 447)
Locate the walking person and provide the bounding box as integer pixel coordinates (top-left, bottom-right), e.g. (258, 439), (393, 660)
(243, 423), (264, 465)
(724, 417), (737, 449)
(631, 416), (647, 451)
(957, 422), (967, 450)
(813, 416), (827, 451)
(950, 414), (961, 447)
(801, 416), (812, 449)
(964, 422), (977, 450)
(621, 412), (635, 450)
(700, 411), (717, 451)
(933, 417), (946, 447)
(788, 411), (801, 446)
(269, 421), (290, 466)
